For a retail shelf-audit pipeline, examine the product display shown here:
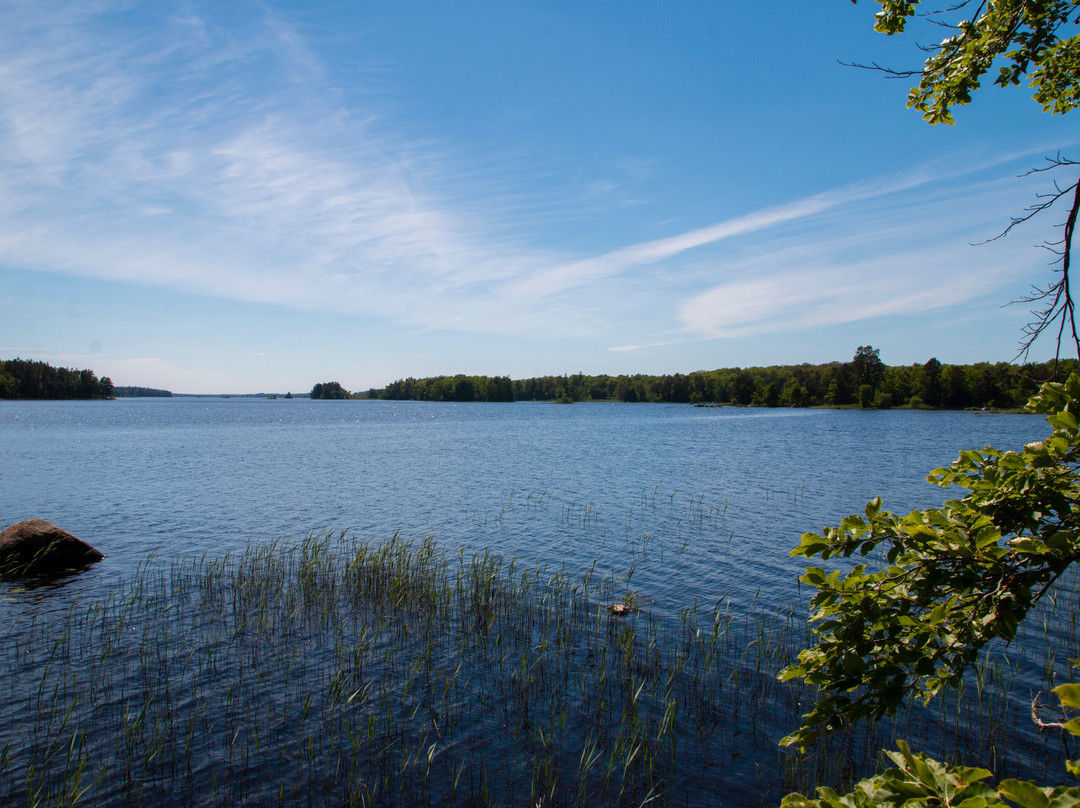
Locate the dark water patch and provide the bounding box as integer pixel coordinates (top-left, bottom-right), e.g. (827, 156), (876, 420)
(0, 533), (1073, 807)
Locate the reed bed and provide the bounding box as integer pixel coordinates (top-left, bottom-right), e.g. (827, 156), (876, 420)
(0, 528), (1073, 807)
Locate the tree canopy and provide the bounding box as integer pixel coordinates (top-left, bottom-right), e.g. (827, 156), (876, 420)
(855, 0), (1080, 359)
(774, 6), (1080, 803)
(309, 381), (351, 400)
(859, 0), (1080, 123)
(376, 351), (1072, 410)
(112, 386), (173, 398)
(781, 375), (1080, 805)
(0, 358), (113, 400)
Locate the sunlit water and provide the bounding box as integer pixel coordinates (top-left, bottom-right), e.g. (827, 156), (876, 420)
(0, 399), (1063, 805)
(1, 399), (1047, 611)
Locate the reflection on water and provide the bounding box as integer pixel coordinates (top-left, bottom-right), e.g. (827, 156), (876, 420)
(2, 565), (97, 596)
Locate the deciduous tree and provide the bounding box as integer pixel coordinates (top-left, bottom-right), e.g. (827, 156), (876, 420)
(778, 5), (1080, 802)
(781, 374), (1080, 804)
(851, 0), (1080, 359)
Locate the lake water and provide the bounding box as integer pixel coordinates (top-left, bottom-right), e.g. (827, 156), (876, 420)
(0, 399), (1063, 805)
(0, 398), (1048, 612)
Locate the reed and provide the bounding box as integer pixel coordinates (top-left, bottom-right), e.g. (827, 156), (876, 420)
(0, 522), (1073, 806)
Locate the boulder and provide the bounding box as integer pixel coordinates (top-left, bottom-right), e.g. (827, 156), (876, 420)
(0, 519), (104, 576)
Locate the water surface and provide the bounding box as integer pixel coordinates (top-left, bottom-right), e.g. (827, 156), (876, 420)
(0, 399), (1059, 805)
(0, 398), (1045, 612)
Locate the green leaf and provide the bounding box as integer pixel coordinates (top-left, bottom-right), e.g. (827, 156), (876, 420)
(778, 665), (805, 682)
(1010, 537), (1050, 555)
(865, 497), (882, 519)
(1055, 684), (1080, 709)
(998, 779), (1049, 808)
(955, 766), (995, 784)
(800, 567), (827, 586)
(1050, 410), (1079, 432)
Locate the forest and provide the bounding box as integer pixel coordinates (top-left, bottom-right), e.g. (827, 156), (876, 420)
(5, 348), (1071, 409)
(0, 358), (114, 400)
(365, 347), (1079, 410)
(113, 386), (173, 397)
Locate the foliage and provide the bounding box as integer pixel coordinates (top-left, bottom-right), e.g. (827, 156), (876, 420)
(783, 687), (1080, 806)
(778, 5), (1080, 802)
(377, 349), (1075, 409)
(0, 368), (17, 399)
(857, 0), (1080, 123)
(380, 374), (516, 402)
(781, 374), (1080, 747)
(780, 374), (1080, 803)
(853, 1), (1080, 359)
(852, 346), (885, 392)
(112, 386), (173, 397)
(781, 733), (1080, 807)
(309, 381), (352, 400)
(0, 358), (113, 400)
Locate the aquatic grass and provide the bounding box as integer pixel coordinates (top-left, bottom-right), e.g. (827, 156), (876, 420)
(0, 517), (1074, 806)
(0, 531), (794, 806)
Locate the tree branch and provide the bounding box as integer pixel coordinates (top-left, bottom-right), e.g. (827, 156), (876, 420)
(986, 157), (1080, 364)
(836, 59), (922, 78)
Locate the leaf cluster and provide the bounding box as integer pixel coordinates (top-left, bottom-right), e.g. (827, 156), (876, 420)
(782, 734), (1080, 807)
(781, 374), (1080, 751)
(782, 374), (1080, 803)
(857, 0), (1080, 123)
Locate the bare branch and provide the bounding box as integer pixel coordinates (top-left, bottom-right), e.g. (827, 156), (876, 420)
(836, 59), (922, 79)
(1022, 155), (1080, 177)
(841, 6), (1080, 362)
(983, 158), (1080, 364)
(918, 2), (978, 28)
(977, 177), (1078, 244)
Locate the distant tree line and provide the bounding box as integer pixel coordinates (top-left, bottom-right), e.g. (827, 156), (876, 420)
(363, 348), (1078, 409)
(113, 386), (172, 397)
(0, 358), (114, 400)
(378, 375), (516, 402)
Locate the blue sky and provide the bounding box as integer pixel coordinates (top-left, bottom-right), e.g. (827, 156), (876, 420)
(0, 1), (1076, 394)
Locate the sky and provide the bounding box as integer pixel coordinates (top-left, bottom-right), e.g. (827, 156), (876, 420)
(0, 1), (1077, 394)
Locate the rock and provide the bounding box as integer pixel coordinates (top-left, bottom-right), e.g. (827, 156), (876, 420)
(0, 519), (104, 576)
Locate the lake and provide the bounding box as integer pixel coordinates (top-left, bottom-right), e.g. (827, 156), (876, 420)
(0, 399), (1048, 609)
(0, 399), (1063, 805)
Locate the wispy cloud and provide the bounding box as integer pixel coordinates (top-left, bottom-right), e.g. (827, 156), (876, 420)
(0, 1), (556, 323)
(677, 243), (1020, 339)
(672, 170), (1052, 340)
(500, 147), (1069, 305)
(609, 342), (673, 352)
(0, 0), (1074, 357)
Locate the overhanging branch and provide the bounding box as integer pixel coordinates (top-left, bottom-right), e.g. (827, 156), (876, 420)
(1002, 157), (1080, 364)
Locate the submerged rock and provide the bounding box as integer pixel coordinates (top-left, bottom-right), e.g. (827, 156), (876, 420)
(0, 519), (104, 576)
